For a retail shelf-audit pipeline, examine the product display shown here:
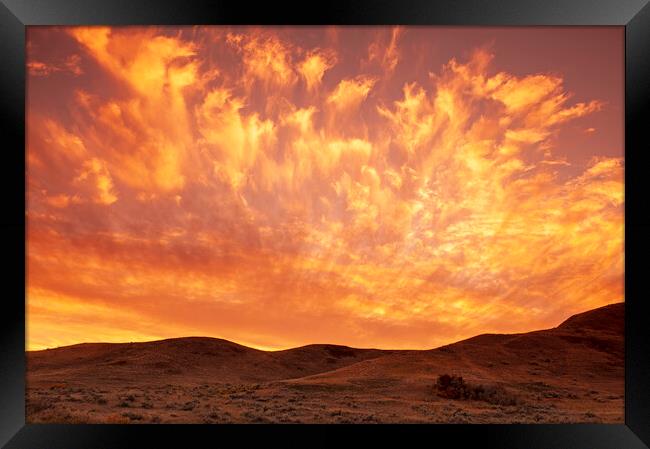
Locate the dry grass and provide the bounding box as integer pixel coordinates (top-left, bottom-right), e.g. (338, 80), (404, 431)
(25, 304), (624, 424)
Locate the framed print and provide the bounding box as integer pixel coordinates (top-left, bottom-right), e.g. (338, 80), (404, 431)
(1, 0), (649, 448)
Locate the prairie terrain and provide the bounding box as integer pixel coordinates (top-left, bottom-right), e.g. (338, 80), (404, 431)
(26, 303), (624, 424)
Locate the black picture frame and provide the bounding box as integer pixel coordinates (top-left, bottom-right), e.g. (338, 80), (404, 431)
(1, 1), (649, 447)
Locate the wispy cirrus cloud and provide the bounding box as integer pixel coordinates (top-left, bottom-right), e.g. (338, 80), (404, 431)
(26, 26), (623, 351)
(28, 54), (83, 77)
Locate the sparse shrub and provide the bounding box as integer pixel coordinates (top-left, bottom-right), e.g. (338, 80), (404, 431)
(105, 413), (130, 424)
(476, 384), (519, 406)
(121, 412), (143, 421)
(27, 397), (54, 414)
(436, 374), (467, 399)
(242, 411), (266, 423)
(435, 374), (518, 406)
(205, 409), (231, 421)
(181, 401), (197, 411)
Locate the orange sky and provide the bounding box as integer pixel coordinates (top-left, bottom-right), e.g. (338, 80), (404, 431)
(26, 26), (624, 351)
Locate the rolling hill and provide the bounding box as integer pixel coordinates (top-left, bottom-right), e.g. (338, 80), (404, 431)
(26, 302), (624, 424)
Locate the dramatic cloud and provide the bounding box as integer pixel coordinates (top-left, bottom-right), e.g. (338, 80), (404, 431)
(299, 49), (337, 92)
(27, 54), (83, 77)
(367, 26), (402, 74)
(26, 26), (624, 351)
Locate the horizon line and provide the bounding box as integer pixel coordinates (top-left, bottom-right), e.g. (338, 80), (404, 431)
(26, 301), (624, 353)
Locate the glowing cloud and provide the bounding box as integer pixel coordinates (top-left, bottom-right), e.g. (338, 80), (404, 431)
(299, 49), (337, 92)
(27, 26), (623, 351)
(327, 76), (377, 110)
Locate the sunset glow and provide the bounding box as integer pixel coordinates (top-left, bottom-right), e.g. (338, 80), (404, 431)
(26, 26), (623, 351)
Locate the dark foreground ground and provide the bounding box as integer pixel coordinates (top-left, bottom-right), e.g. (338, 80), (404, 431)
(26, 303), (624, 424)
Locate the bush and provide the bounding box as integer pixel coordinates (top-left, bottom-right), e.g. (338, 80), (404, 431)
(435, 374), (518, 406)
(436, 374), (468, 399)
